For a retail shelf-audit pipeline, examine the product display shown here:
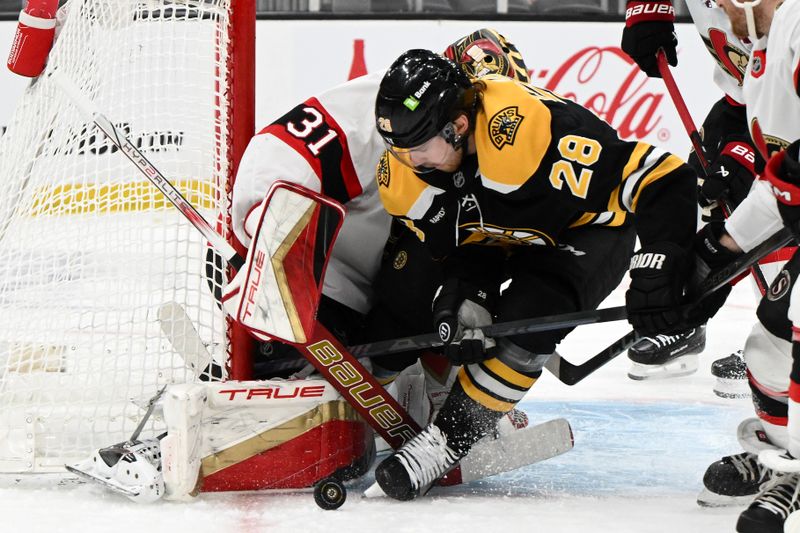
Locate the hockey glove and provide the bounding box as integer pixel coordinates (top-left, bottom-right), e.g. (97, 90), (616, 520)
(432, 278), (496, 365)
(684, 221), (739, 327)
(626, 242), (691, 335)
(762, 140), (800, 234)
(699, 136), (758, 209)
(621, 0), (677, 78)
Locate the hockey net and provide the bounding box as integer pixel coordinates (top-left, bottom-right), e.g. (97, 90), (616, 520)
(0, 0), (253, 472)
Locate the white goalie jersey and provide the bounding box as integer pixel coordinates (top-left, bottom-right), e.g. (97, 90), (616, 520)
(232, 71), (390, 314)
(685, 0), (751, 103)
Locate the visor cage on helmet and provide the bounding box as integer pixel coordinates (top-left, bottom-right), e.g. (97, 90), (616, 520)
(384, 122), (462, 173)
(376, 49), (475, 167)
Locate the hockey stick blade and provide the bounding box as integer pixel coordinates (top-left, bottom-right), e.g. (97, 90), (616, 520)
(158, 302), (225, 380)
(548, 225), (797, 386)
(544, 331), (640, 386)
(364, 418), (574, 498)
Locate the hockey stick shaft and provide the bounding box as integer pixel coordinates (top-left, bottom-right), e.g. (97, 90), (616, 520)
(656, 51), (769, 294)
(348, 305), (627, 357)
(52, 72), (244, 271)
(549, 225), (796, 386)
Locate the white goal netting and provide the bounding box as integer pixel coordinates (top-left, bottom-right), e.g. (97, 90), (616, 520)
(0, 0), (243, 472)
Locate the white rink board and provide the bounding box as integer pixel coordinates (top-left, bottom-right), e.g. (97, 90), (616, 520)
(1, 20), (719, 159)
(252, 20), (719, 159)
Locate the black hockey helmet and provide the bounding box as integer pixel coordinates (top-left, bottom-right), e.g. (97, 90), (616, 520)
(375, 49), (475, 151)
(444, 28), (530, 84)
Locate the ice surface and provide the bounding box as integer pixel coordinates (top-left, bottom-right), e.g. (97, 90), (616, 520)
(0, 277), (760, 532)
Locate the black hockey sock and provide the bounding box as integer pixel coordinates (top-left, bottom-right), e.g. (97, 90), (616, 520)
(432, 380), (508, 457)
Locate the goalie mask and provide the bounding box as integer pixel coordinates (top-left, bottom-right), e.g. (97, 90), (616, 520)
(375, 49), (476, 171)
(444, 28), (530, 84)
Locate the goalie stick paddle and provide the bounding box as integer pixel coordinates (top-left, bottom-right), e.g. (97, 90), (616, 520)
(364, 418), (574, 497)
(547, 225), (797, 386)
(656, 50), (769, 295)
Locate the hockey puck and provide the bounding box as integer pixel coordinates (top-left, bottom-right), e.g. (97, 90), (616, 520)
(313, 477), (346, 510)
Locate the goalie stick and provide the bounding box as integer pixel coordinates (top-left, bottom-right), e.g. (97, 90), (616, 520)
(54, 72), (574, 493)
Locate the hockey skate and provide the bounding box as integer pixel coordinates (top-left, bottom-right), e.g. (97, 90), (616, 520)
(371, 423), (460, 501)
(67, 438), (165, 503)
(698, 451), (773, 507)
(711, 350), (750, 399)
(627, 325), (705, 380)
(698, 418), (778, 507)
(736, 472), (800, 533)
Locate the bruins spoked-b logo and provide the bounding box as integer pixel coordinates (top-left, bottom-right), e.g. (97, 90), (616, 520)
(489, 106), (524, 150)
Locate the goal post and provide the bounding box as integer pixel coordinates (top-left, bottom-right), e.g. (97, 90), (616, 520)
(0, 0), (254, 472)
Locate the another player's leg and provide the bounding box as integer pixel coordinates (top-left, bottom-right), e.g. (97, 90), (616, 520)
(373, 226), (634, 500)
(699, 255), (798, 509)
(737, 265), (800, 532)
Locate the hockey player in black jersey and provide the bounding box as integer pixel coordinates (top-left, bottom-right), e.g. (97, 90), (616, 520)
(369, 49), (724, 501)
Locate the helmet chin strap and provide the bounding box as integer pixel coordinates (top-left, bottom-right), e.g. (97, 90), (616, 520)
(730, 0), (763, 42)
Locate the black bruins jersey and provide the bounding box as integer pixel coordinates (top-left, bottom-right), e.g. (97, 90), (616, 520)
(376, 76), (696, 260)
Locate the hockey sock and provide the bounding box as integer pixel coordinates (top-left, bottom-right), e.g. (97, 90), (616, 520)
(434, 359), (541, 457)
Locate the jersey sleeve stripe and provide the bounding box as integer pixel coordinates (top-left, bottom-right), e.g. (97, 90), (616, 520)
(308, 97), (364, 201)
(607, 143), (654, 213)
(259, 98), (363, 205)
(794, 58), (800, 97)
(623, 149), (668, 211)
(629, 153), (684, 212)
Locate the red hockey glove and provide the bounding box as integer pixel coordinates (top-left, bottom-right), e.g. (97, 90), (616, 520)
(700, 136), (758, 209)
(621, 0), (677, 78)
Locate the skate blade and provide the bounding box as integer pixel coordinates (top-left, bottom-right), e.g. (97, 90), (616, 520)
(362, 481), (386, 499)
(713, 378), (751, 399)
(65, 464), (140, 497)
(627, 354), (699, 381)
(696, 488), (757, 508)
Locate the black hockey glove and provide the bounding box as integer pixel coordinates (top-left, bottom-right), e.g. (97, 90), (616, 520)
(621, 0), (677, 78)
(762, 140), (800, 235)
(626, 242), (691, 335)
(684, 221), (740, 327)
(432, 278), (496, 365)
(699, 136), (758, 209)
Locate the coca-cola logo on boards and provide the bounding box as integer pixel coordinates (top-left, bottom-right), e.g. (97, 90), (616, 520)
(347, 41), (667, 142)
(529, 46), (665, 141)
